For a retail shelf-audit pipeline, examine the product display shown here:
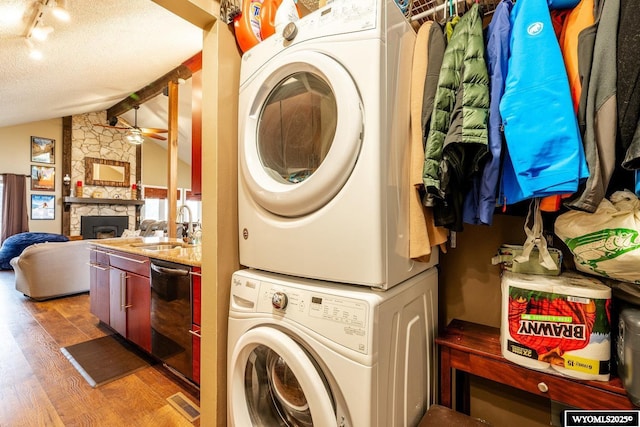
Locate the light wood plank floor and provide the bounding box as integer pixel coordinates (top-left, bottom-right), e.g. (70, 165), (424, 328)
(0, 270), (200, 426)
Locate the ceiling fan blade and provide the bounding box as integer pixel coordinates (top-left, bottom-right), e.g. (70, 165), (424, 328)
(139, 127), (168, 134)
(143, 132), (168, 141)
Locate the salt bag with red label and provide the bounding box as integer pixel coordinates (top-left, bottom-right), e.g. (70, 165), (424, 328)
(500, 271), (612, 381)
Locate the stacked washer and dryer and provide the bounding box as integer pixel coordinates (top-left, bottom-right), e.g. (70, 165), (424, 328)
(227, 1), (439, 426)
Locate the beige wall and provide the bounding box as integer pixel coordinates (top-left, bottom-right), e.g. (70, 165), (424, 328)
(0, 119), (63, 234)
(141, 139), (192, 189)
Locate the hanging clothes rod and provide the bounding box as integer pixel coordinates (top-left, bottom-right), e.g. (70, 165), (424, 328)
(411, 0), (463, 21)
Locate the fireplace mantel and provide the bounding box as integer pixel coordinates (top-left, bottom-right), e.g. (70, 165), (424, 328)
(64, 197), (144, 206)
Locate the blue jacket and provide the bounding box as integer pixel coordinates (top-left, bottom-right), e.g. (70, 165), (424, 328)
(499, 0), (588, 205)
(463, 0), (513, 225)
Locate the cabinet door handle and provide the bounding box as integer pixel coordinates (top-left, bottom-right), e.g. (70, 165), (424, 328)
(110, 252), (148, 264)
(87, 262), (109, 271)
(120, 273), (132, 310)
(188, 329), (201, 338)
(190, 271), (202, 277)
(89, 248), (110, 254)
(537, 382), (549, 393)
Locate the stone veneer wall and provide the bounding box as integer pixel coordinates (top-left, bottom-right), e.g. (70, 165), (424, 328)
(68, 111), (138, 236)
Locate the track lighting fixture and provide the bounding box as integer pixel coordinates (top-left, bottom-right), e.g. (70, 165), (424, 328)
(24, 0), (71, 60)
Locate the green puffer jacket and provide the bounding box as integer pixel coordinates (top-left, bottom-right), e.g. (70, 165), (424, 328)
(422, 3), (489, 231)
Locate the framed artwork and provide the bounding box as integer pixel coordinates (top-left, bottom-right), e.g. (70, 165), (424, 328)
(31, 136), (55, 164)
(31, 194), (55, 220)
(31, 165), (55, 191)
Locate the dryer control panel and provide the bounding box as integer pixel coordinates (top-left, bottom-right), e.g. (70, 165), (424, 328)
(231, 272), (372, 355)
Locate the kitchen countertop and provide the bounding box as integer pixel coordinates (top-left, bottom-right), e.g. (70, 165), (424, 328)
(91, 237), (202, 267)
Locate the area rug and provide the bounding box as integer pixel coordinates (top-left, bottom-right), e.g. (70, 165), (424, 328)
(61, 334), (151, 388)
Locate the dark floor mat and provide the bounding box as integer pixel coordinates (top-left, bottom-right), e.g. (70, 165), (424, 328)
(61, 334), (151, 388)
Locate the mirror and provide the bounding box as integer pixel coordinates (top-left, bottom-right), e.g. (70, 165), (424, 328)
(84, 157), (130, 187)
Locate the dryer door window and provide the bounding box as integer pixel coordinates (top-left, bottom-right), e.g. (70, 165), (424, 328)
(257, 72), (337, 187)
(229, 327), (336, 426)
(240, 51), (363, 217)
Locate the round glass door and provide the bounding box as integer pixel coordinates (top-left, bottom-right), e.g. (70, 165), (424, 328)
(257, 72), (337, 187)
(240, 50), (363, 217)
(228, 327), (336, 426)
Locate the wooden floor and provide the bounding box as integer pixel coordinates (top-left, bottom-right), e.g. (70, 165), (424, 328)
(0, 270), (200, 426)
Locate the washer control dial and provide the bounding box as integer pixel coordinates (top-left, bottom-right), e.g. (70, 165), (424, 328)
(272, 291), (288, 310)
(282, 22), (298, 41)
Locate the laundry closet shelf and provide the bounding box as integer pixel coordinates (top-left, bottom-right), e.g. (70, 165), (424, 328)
(63, 197), (144, 206)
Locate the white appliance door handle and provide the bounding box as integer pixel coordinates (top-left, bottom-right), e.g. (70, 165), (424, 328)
(228, 326), (335, 426)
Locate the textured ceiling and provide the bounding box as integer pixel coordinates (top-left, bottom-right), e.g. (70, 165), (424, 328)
(0, 0), (203, 162)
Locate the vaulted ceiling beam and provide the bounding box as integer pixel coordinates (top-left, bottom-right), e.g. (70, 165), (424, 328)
(106, 51), (202, 119)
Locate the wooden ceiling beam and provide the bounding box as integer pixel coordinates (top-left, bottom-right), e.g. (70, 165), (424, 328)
(106, 51), (202, 119)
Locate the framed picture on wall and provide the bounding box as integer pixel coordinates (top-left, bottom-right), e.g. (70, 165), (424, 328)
(31, 136), (55, 164)
(31, 194), (55, 220)
(31, 165), (55, 191)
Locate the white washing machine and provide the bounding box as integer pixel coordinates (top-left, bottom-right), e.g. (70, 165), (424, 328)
(238, 0), (438, 289)
(227, 267), (439, 426)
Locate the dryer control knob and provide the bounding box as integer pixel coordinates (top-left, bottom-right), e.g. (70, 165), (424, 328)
(272, 292), (288, 310)
(282, 22), (298, 41)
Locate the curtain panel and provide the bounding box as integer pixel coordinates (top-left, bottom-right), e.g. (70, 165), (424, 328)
(1, 174), (29, 244)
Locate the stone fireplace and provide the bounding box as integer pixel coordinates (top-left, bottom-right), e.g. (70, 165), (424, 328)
(81, 215), (129, 239)
(63, 111), (141, 237)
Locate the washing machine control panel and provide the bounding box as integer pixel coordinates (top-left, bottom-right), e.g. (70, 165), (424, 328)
(258, 283), (371, 355)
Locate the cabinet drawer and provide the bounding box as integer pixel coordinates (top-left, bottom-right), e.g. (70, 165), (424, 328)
(466, 352), (632, 408)
(109, 250), (149, 277)
(96, 250), (110, 265)
(89, 247), (110, 265)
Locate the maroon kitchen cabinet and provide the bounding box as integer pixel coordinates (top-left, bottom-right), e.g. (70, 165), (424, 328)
(108, 250), (151, 353)
(191, 267), (202, 384)
(89, 247), (110, 324)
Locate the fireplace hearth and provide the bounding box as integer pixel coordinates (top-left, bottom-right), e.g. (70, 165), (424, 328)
(81, 216), (128, 239)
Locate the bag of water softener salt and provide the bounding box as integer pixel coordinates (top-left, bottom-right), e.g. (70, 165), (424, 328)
(501, 271), (611, 381)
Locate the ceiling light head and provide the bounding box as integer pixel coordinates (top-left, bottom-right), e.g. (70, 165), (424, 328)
(126, 129), (145, 145)
(24, 38), (43, 60)
(52, 0), (70, 22)
(31, 25), (54, 41)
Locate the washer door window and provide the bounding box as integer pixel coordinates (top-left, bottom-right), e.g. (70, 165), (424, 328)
(229, 327), (336, 426)
(241, 51), (363, 217)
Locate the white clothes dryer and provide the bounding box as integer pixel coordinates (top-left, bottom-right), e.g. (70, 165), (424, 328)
(227, 267), (439, 427)
(238, 0), (438, 289)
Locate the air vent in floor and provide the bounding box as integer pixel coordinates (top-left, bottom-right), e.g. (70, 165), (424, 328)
(167, 392), (200, 422)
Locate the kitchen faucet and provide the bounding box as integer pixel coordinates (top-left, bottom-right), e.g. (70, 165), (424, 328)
(178, 204), (195, 244)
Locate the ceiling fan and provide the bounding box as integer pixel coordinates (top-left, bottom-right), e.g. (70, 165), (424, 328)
(96, 106), (168, 144)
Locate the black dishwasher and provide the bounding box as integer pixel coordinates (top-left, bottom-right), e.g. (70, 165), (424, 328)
(150, 259), (194, 382)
